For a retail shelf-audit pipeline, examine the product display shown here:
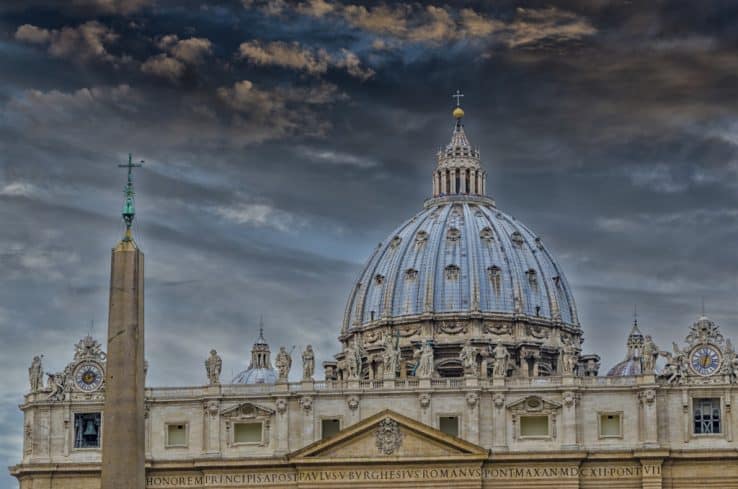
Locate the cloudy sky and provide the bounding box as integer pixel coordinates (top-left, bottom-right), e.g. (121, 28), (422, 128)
(2, 0), (738, 483)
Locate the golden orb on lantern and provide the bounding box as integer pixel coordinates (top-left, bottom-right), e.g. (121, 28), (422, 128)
(453, 107), (464, 119)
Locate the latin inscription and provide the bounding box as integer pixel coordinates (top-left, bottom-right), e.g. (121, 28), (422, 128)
(146, 464), (659, 487)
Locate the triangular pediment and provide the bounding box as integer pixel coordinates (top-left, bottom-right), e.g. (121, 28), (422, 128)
(506, 395), (561, 413)
(290, 409), (487, 462)
(221, 402), (274, 419)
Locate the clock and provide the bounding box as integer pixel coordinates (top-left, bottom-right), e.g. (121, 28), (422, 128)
(690, 345), (722, 376)
(74, 362), (103, 392)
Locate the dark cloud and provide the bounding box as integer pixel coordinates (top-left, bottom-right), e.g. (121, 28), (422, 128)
(2, 1), (738, 487)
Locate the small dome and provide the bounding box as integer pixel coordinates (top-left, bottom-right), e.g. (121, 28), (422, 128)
(232, 324), (278, 385)
(232, 367), (278, 384)
(607, 321), (643, 377)
(607, 358), (642, 377)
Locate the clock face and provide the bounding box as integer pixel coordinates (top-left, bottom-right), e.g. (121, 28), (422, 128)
(690, 345), (721, 376)
(74, 363), (103, 392)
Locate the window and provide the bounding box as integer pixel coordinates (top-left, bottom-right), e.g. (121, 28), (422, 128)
(599, 413), (622, 438)
(321, 418), (341, 439)
(166, 423), (188, 447)
(520, 415), (549, 437)
(694, 398), (721, 434)
(439, 416), (459, 437)
(74, 412), (101, 449)
(234, 422), (262, 444)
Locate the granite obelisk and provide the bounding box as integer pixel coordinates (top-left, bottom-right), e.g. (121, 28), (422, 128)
(101, 155), (145, 489)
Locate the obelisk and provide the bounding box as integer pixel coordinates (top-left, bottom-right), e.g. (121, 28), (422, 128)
(101, 155), (145, 489)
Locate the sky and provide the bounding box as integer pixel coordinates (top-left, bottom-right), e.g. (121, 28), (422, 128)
(1, 0), (738, 484)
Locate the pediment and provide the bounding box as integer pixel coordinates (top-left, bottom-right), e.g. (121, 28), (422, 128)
(290, 409), (487, 462)
(506, 395), (561, 413)
(221, 402), (274, 419)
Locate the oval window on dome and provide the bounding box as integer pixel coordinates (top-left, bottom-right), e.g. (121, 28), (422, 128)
(445, 264), (460, 280)
(526, 269), (538, 286)
(511, 231), (524, 247)
(390, 235), (402, 248)
(415, 230), (428, 246)
(447, 227), (461, 242)
(405, 268), (418, 280)
(374, 274), (385, 285)
(480, 227), (494, 242)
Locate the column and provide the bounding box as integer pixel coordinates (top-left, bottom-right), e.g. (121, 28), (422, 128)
(561, 391), (578, 449)
(441, 171), (447, 195)
(460, 168), (467, 193)
(101, 237), (145, 489)
(432, 172), (438, 196)
(492, 393), (507, 450)
(450, 168), (457, 194)
(470, 170), (477, 194)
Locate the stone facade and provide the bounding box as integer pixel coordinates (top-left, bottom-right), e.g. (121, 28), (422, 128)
(10, 103), (738, 488)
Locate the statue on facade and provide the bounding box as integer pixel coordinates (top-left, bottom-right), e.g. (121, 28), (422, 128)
(492, 343), (509, 377)
(661, 342), (687, 384)
(344, 338), (363, 380)
(560, 344), (577, 375)
(641, 335), (658, 373)
(205, 349), (222, 385)
(723, 340), (738, 383)
(382, 333), (399, 379)
(46, 371), (67, 401)
(275, 346), (292, 381)
(413, 341), (435, 378)
(302, 345), (315, 380)
(459, 340), (478, 376)
(28, 356), (44, 393)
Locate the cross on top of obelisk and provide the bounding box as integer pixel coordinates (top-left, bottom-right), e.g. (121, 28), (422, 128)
(452, 89), (464, 107)
(117, 153), (144, 238)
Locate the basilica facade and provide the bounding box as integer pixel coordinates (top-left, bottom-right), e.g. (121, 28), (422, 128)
(10, 105), (738, 488)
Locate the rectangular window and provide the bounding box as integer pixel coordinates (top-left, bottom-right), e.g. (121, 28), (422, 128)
(520, 415), (549, 437)
(234, 422), (262, 444)
(439, 416), (459, 437)
(166, 423), (188, 447)
(321, 418), (341, 439)
(599, 413), (622, 438)
(74, 412), (101, 449)
(694, 398), (721, 434)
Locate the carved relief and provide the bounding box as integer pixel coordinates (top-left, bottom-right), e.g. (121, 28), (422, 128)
(466, 392), (479, 409)
(436, 320), (467, 335)
(639, 389), (656, 405)
(398, 325), (419, 337)
(375, 418), (403, 455)
(347, 395), (360, 411)
(562, 391), (576, 407)
(418, 393), (431, 410)
(299, 396), (313, 412)
(204, 400), (219, 417)
(364, 329), (383, 344)
(493, 393), (505, 409)
(275, 398), (287, 414)
(527, 325), (549, 340)
(483, 322), (512, 336)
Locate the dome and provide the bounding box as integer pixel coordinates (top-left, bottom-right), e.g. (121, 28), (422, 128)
(334, 98), (585, 381)
(342, 198), (578, 329)
(232, 325), (278, 384)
